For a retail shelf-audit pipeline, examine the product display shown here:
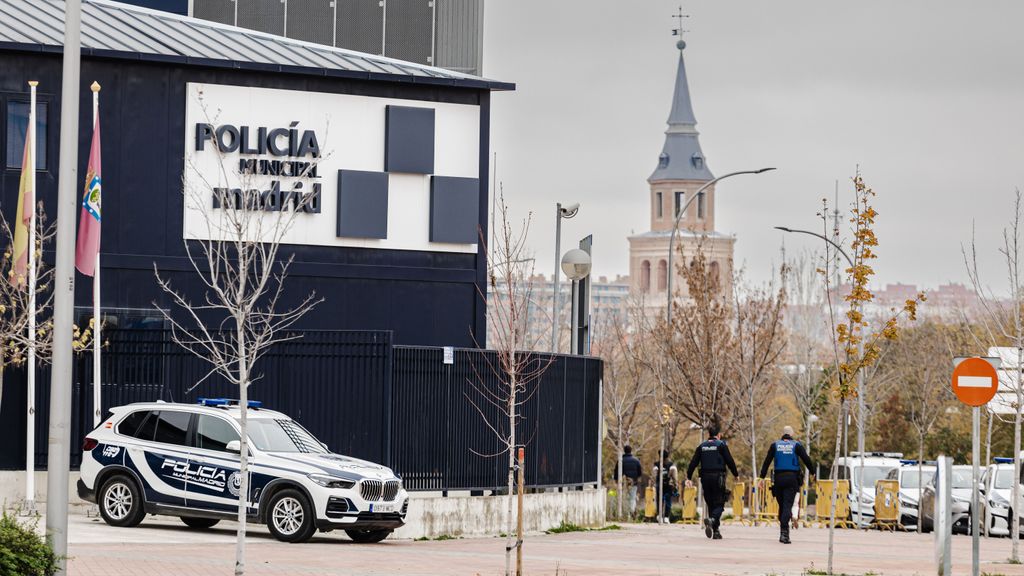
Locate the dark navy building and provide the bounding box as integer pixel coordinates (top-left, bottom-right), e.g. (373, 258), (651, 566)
(0, 0), (513, 347)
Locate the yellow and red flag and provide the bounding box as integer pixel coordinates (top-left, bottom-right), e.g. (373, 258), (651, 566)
(11, 128), (33, 288)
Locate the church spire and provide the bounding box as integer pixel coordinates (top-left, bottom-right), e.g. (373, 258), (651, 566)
(649, 37), (714, 183)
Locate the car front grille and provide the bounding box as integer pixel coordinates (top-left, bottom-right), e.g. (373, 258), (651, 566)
(360, 479), (401, 502)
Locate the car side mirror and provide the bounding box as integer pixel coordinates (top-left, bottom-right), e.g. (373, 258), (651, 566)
(226, 440), (241, 453)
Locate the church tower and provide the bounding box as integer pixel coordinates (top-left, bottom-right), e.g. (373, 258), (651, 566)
(628, 37), (735, 308)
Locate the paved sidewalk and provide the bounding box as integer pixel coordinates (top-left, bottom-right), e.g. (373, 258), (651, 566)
(66, 513), (1024, 575)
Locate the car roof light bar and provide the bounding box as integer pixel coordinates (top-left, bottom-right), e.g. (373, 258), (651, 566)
(197, 398), (263, 409)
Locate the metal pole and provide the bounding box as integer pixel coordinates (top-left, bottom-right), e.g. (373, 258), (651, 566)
(972, 406), (980, 576)
(48, 0), (83, 571)
(551, 204), (561, 353)
(24, 80), (38, 515)
(91, 82), (101, 428)
(516, 446), (524, 576)
(857, 350), (865, 528)
(570, 279), (578, 355)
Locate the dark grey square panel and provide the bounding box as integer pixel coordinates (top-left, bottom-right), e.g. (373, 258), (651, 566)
(337, 169), (389, 239)
(385, 106), (435, 174)
(430, 176), (479, 244)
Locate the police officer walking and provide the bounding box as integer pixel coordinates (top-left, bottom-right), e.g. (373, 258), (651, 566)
(759, 425), (814, 544)
(685, 424), (738, 539)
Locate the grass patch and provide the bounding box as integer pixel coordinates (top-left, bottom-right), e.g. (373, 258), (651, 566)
(546, 521), (624, 534)
(433, 534), (457, 541)
(982, 572), (1008, 576)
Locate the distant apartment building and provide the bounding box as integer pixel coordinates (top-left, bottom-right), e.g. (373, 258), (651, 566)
(119, 0), (484, 75)
(830, 282), (978, 318)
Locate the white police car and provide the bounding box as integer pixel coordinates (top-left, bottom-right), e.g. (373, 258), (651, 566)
(78, 399), (408, 543)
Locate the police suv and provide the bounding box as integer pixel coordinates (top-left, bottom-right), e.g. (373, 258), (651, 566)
(78, 399), (408, 543)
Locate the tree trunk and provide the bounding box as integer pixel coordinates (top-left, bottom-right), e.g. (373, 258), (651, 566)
(1013, 356), (1021, 561)
(750, 386), (757, 525)
(918, 439), (924, 534)
(505, 370), (517, 576)
(616, 434), (624, 520)
(827, 399), (846, 576)
(235, 322), (249, 576)
(986, 410), (993, 469)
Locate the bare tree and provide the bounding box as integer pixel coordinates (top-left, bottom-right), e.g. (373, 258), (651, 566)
(962, 189), (1024, 561)
(155, 104), (322, 575)
(730, 267), (788, 515)
(468, 193), (550, 576)
(596, 298), (656, 519)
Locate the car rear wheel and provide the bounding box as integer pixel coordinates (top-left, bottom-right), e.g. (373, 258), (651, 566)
(99, 474), (146, 528)
(180, 517), (221, 529)
(345, 528), (392, 543)
(266, 489), (316, 543)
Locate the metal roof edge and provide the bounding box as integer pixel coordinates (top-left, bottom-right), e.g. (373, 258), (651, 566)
(0, 41), (515, 91)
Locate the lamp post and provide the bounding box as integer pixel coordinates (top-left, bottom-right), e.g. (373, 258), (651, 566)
(774, 225), (867, 527)
(561, 248), (592, 355)
(551, 203), (580, 352)
(665, 168), (775, 324)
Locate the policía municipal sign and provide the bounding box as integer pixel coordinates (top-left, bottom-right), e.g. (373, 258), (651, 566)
(182, 83), (482, 253)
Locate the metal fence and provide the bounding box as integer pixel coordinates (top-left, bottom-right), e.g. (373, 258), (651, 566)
(0, 329), (601, 491)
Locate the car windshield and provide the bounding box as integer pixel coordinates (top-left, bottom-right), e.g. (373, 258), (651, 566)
(853, 466), (894, 489)
(995, 468), (1017, 489)
(247, 419), (328, 454)
(901, 469), (935, 489)
(951, 469), (974, 489)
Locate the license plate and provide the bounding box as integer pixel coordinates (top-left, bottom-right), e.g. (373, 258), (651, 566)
(370, 502), (397, 513)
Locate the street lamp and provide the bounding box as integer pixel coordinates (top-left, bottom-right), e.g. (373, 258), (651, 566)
(774, 225), (867, 527)
(561, 248), (592, 355)
(665, 168), (775, 324)
(552, 202), (580, 352)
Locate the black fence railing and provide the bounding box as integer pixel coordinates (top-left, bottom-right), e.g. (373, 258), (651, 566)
(0, 329), (602, 492)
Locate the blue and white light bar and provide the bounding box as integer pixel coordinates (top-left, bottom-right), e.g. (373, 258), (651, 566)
(995, 457), (1014, 464)
(197, 398), (263, 409)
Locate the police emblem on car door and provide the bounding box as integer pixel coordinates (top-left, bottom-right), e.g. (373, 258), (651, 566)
(121, 410), (193, 506)
(186, 414), (248, 512)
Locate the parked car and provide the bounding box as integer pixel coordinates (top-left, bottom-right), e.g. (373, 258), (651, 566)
(78, 399), (408, 543)
(885, 462), (936, 528)
(919, 464), (972, 534)
(980, 459), (1024, 537)
(835, 452), (902, 526)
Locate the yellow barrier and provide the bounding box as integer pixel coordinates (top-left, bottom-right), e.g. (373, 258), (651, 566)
(754, 480), (778, 522)
(815, 479), (856, 529)
(872, 479), (903, 531)
(730, 482), (750, 525)
(644, 486), (656, 520)
(679, 485), (699, 524)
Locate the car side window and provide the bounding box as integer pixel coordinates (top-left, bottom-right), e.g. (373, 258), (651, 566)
(119, 410), (157, 440)
(153, 411), (192, 446)
(194, 415), (239, 452)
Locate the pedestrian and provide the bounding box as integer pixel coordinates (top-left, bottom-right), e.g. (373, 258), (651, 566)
(685, 424), (739, 539)
(652, 450), (678, 524)
(759, 425), (815, 544)
(613, 445), (643, 518)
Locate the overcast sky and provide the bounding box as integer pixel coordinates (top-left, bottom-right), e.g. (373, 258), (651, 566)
(482, 0), (1024, 291)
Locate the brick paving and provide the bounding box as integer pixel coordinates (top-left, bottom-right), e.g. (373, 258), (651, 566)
(64, 513), (1024, 575)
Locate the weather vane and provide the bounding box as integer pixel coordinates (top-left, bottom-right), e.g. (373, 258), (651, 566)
(671, 5), (690, 39)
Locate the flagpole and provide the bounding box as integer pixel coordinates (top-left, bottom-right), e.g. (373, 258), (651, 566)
(91, 82), (101, 428)
(25, 80), (38, 514)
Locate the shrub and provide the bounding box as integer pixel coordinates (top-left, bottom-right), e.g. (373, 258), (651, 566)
(0, 510), (59, 576)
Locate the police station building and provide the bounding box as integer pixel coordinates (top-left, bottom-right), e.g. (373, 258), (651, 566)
(0, 0), (511, 347)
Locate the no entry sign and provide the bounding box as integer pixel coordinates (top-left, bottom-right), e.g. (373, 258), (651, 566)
(952, 357), (999, 407)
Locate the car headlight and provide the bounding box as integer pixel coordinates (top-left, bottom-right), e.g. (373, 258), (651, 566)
(901, 500), (918, 510)
(308, 473), (357, 489)
(991, 493), (1010, 509)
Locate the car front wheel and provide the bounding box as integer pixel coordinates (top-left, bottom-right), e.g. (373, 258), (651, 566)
(266, 489), (316, 543)
(99, 475), (146, 528)
(346, 528), (392, 543)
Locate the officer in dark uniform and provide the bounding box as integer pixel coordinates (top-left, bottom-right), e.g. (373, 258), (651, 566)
(686, 424), (739, 539)
(759, 425), (815, 544)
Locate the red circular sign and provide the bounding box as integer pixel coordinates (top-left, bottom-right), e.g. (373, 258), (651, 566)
(951, 357), (998, 407)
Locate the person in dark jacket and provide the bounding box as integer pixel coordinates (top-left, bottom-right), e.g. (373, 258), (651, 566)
(653, 451), (678, 524)
(760, 425), (815, 544)
(686, 424), (739, 539)
(613, 445), (643, 517)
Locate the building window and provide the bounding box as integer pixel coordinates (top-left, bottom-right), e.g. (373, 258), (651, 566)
(697, 191), (706, 219)
(641, 260), (651, 294)
(674, 191), (684, 218)
(656, 192), (663, 219)
(657, 260), (667, 293)
(5, 101), (48, 170)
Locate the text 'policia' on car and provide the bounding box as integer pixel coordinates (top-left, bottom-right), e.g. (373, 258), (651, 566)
(77, 398), (409, 543)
